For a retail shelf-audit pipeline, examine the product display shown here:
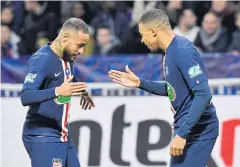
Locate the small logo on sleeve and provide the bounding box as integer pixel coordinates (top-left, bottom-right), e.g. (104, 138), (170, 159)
(188, 64), (202, 78)
(24, 73), (37, 83)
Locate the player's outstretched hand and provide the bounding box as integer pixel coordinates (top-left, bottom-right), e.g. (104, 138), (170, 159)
(80, 91), (95, 110)
(56, 75), (87, 96)
(108, 65), (140, 88)
(170, 135), (186, 156)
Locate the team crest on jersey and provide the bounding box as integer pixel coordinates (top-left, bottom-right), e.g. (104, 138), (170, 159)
(167, 82), (176, 101)
(24, 73), (37, 83)
(54, 96), (71, 104)
(52, 158), (62, 167)
(65, 68), (70, 76)
(188, 64), (202, 78)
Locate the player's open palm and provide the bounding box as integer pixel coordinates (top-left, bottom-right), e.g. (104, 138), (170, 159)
(56, 75), (87, 96)
(108, 65), (140, 88)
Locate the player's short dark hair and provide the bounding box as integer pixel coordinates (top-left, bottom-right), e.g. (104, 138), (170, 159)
(62, 18), (89, 34)
(139, 9), (171, 29)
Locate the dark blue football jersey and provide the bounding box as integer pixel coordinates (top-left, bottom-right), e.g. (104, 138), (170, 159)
(163, 35), (219, 140)
(21, 44), (74, 143)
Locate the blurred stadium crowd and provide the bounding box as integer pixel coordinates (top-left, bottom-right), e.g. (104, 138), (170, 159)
(1, 0), (240, 58)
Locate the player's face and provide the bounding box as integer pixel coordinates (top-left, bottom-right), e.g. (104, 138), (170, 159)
(138, 23), (159, 52)
(63, 31), (89, 62)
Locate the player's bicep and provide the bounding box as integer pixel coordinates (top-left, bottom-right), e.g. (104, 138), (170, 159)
(22, 59), (46, 91)
(176, 49), (207, 89)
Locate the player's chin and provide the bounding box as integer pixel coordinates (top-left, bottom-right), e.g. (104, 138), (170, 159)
(149, 47), (158, 52)
(147, 45), (158, 52)
(70, 55), (77, 62)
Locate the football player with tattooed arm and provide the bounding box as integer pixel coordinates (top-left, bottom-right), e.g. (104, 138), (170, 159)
(109, 9), (219, 167)
(21, 18), (95, 167)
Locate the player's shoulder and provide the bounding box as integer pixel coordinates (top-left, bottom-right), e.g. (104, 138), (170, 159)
(27, 44), (55, 69)
(28, 45), (54, 65)
(174, 35), (195, 50)
(172, 35), (199, 58)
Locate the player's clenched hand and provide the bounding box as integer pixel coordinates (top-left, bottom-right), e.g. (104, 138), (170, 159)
(170, 135), (186, 156)
(56, 75), (87, 96)
(80, 92), (95, 110)
(108, 65), (140, 88)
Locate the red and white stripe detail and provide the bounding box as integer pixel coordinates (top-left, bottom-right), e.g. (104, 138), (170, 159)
(60, 60), (71, 142)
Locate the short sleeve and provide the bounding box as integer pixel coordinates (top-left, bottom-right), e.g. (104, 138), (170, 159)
(175, 48), (207, 89)
(22, 56), (48, 91)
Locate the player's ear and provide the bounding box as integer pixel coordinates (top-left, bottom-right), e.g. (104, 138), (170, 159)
(150, 28), (157, 38)
(62, 33), (70, 43)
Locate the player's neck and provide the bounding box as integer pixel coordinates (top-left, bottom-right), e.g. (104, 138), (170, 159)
(159, 31), (175, 52)
(50, 39), (64, 59)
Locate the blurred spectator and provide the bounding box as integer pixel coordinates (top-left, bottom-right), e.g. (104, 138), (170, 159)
(1, 5), (14, 28)
(1, 2), (26, 34)
(190, 1), (212, 26)
(165, 0), (183, 27)
(227, 9), (240, 55)
(90, 1), (132, 42)
(131, 1), (183, 28)
(112, 24), (150, 54)
(60, 1), (93, 25)
(70, 2), (93, 25)
(11, 1), (25, 33)
(174, 9), (199, 42)
(61, 1), (75, 23)
(21, 1), (59, 54)
(82, 27), (95, 56)
(210, 0), (236, 36)
(131, 1), (159, 27)
(157, 0), (183, 28)
(1, 23), (26, 58)
(93, 25), (121, 55)
(35, 31), (49, 50)
(194, 12), (228, 53)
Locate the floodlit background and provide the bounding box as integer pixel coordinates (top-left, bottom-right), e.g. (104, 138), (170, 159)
(1, 1), (240, 167)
